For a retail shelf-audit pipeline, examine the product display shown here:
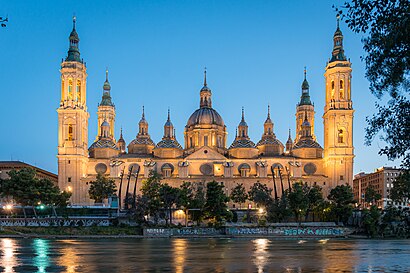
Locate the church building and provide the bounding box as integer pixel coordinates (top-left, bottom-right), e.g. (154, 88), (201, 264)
(57, 18), (354, 205)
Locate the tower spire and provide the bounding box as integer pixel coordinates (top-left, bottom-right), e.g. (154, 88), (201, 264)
(267, 105), (271, 119)
(66, 16), (81, 62)
(241, 107), (245, 122)
(204, 67), (207, 86)
(142, 105), (145, 119)
(105, 67), (109, 82)
(330, 14), (347, 62)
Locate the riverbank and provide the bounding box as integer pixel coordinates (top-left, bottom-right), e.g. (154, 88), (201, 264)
(0, 225), (357, 239)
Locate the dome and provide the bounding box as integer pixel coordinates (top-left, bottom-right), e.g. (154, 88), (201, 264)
(229, 139), (256, 149)
(103, 80), (111, 91)
(187, 107), (224, 127)
(256, 137), (284, 147)
(101, 120), (110, 127)
(293, 138), (322, 150)
(129, 137), (155, 146)
(155, 139), (183, 149)
(89, 139), (119, 150)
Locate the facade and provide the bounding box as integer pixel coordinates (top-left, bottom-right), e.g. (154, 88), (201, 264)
(353, 167), (404, 209)
(58, 18), (355, 205)
(0, 161), (58, 185)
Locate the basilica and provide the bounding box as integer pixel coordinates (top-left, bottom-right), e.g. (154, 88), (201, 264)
(57, 18), (354, 205)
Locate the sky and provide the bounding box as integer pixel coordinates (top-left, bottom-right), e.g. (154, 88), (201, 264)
(0, 0), (401, 174)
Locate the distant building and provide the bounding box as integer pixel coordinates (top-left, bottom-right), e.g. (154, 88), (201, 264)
(353, 167), (404, 209)
(0, 161), (58, 185)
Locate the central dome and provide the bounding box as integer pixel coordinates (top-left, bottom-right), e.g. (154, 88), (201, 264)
(187, 107), (224, 127)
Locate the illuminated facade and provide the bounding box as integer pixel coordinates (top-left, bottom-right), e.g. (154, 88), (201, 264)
(58, 18), (354, 205)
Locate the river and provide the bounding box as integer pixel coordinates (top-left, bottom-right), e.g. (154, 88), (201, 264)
(0, 238), (409, 272)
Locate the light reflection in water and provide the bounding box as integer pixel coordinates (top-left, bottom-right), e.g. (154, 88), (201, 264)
(173, 239), (187, 273)
(58, 240), (80, 273)
(1, 238), (17, 273)
(252, 238), (269, 273)
(33, 239), (49, 273)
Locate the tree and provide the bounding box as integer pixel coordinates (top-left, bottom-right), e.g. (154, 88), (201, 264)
(364, 186), (382, 205)
(306, 185), (324, 221)
(248, 182), (272, 208)
(230, 183), (248, 209)
(140, 171), (162, 223)
(204, 181), (230, 223)
(159, 183), (180, 226)
(287, 182), (309, 223)
(88, 173), (117, 203)
(337, 1), (410, 169)
(190, 183), (206, 225)
(267, 195), (290, 223)
(390, 170), (410, 203)
(328, 184), (355, 224)
(362, 205), (381, 238)
(0, 168), (71, 222)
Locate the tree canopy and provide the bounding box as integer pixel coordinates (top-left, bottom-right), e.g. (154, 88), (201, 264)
(88, 173), (117, 203)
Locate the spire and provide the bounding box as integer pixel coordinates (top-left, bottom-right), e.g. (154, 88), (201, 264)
(286, 128), (293, 152)
(330, 14), (347, 62)
(65, 16), (81, 62)
(100, 69), (114, 107)
(200, 68), (212, 108)
(120, 127), (123, 138)
(203, 67), (207, 87)
(239, 107), (247, 126)
(164, 108), (174, 138)
(265, 104), (272, 124)
(299, 67), (312, 106)
(139, 105), (147, 124)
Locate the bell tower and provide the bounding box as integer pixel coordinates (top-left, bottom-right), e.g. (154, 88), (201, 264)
(323, 16), (354, 187)
(57, 17), (89, 204)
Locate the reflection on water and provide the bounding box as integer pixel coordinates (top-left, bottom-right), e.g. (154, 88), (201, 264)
(173, 239), (186, 273)
(33, 239), (49, 273)
(0, 238), (409, 272)
(252, 238), (269, 273)
(1, 238), (17, 273)
(57, 240), (80, 273)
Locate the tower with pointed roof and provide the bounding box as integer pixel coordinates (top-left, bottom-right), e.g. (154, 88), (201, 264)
(128, 106), (156, 154)
(154, 109), (183, 158)
(295, 68), (316, 142)
(57, 17), (90, 204)
(256, 105), (284, 156)
(184, 69), (227, 155)
(323, 16), (354, 187)
(96, 69), (116, 141)
(229, 108), (259, 159)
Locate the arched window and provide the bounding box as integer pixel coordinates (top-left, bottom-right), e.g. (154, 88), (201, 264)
(338, 129), (344, 143)
(190, 137), (193, 148)
(331, 80), (335, 99)
(339, 80), (344, 99)
(204, 136), (208, 146)
(61, 79), (64, 97)
(76, 80), (81, 102)
(68, 79), (73, 100)
(68, 125), (73, 141)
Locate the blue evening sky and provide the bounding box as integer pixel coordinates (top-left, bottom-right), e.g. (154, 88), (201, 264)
(0, 0), (400, 174)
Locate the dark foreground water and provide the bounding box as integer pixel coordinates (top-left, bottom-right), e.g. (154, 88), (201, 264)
(0, 238), (409, 272)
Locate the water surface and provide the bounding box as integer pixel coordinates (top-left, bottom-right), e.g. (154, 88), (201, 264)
(0, 238), (409, 272)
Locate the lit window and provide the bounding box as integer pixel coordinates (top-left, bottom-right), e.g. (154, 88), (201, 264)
(339, 80), (344, 99)
(331, 81), (335, 99)
(68, 79), (73, 99)
(68, 125), (73, 141)
(338, 129), (344, 143)
(76, 80), (81, 102)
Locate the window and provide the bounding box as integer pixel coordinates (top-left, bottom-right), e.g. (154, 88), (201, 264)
(240, 169), (249, 177)
(68, 160), (71, 164)
(68, 79), (73, 100)
(76, 80), (81, 102)
(331, 81), (335, 99)
(338, 129), (344, 143)
(190, 137), (193, 148)
(339, 80), (344, 99)
(163, 169), (171, 177)
(68, 177), (72, 183)
(323, 182), (326, 186)
(68, 125), (73, 141)
(340, 175), (344, 181)
(204, 136), (208, 146)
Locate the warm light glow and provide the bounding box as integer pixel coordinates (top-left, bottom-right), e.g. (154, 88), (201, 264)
(252, 239), (269, 273)
(258, 208), (264, 214)
(3, 204), (12, 210)
(1, 238), (17, 273)
(67, 186), (72, 192)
